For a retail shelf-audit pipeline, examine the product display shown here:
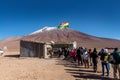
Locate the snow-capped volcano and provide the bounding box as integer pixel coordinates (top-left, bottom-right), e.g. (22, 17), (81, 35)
(30, 26), (57, 35)
(1, 26), (120, 53)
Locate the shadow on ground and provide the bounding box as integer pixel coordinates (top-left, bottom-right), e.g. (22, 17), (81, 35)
(4, 54), (20, 58)
(56, 59), (114, 80)
(68, 69), (114, 80)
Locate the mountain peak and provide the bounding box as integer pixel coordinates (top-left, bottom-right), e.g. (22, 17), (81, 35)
(30, 26), (57, 35)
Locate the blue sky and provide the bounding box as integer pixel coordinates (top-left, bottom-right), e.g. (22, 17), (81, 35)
(0, 0), (120, 40)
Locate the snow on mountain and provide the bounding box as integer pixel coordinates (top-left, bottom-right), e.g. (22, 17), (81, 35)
(30, 26), (57, 35)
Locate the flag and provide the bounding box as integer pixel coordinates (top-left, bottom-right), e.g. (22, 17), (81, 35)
(58, 22), (69, 29)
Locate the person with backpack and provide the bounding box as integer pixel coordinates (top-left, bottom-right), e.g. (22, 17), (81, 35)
(83, 48), (89, 68)
(98, 48), (110, 76)
(111, 48), (120, 79)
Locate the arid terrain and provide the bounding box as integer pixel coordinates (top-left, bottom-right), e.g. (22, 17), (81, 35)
(0, 52), (114, 80)
(0, 28), (118, 80)
(0, 53), (75, 80)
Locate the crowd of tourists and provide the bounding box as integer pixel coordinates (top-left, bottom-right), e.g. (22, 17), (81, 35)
(57, 47), (120, 80)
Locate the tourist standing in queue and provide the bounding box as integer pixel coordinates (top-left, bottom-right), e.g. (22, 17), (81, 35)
(76, 47), (83, 66)
(58, 48), (63, 58)
(77, 47), (81, 65)
(69, 48), (77, 62)
(83, 48), (89, 68)
(98, 48), (110, 76)
(111, 48), (120, 79)
(91, 48), (98, 72)
(63, 48), (68, 59)
(88, 49), (93, 66)
(79, 47), (84, 66)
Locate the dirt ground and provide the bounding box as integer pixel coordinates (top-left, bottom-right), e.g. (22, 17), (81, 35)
(0, 52), (115, 80)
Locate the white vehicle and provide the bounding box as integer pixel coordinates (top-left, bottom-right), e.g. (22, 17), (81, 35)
(0, 49), (4, 55)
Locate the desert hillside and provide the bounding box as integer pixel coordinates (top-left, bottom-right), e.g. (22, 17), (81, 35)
(0, 28), (120, 53)
(22, 28), (120, 49)
(0, 36), (22, 53)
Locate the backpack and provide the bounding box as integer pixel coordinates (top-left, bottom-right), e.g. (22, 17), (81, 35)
(114, 52), (120, 63)
(108, 54), (116, 64)
(83, 51), (89, 60)
(104, 55), (109, 62)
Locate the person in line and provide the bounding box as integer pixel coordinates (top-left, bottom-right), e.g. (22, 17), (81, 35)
(111, 48), (120, 79)
(91, 48), (98, 72)
(63, 48), (67, 59)
(99, 48), (110, 76)
(69, 48), (77, 62)
(88, 49), (93, 66)
(58, 48), (63, 58)
(83, 48), (89, 68)
(79, 47), (84, 66)
(76, 47), (81, 65)
(49, 49), (53, 58)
